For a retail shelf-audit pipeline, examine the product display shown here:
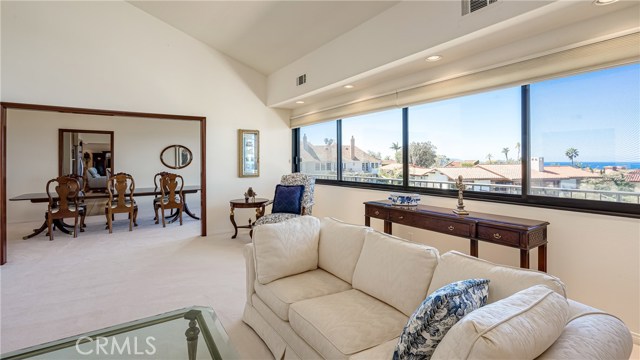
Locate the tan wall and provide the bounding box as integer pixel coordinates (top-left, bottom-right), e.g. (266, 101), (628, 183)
(312, 185), (640, 337)
(1, 1), (292, 234)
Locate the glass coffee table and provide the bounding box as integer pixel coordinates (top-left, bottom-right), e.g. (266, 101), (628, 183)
(1, 306), (237, 360)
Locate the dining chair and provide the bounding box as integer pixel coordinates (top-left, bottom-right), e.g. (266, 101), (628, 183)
(67, 173), (87, 229)
(105, 172), (138, 233)
(45, 176), (86, 240)
(154, 172), (185, 227)
(253, 173), (315, 228)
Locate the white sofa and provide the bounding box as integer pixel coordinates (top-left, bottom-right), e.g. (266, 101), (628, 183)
(243, 216), (633, 360)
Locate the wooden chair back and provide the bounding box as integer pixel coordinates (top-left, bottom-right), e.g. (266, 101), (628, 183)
(46, 176), (81, 219)
(153, 171), (170, 194)
(160, 173), (184, 209)
(107, 172), (135, 212)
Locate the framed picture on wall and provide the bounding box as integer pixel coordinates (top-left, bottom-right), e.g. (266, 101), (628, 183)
(238, 129), (259, 177)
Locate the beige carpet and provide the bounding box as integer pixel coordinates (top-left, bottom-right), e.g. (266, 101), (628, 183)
(0, 215), (273, 359)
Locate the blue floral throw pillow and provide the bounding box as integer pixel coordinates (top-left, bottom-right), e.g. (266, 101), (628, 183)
(272, 184), (305, 214)
(393, 278), (490, 360)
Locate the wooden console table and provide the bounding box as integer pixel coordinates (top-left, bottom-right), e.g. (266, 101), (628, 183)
(364, 200), (549, 272)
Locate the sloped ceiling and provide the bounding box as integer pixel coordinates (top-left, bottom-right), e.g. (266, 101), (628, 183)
(128, 1), (398, 75)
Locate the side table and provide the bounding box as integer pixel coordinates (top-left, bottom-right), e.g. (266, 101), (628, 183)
(229, 198), (269, 239)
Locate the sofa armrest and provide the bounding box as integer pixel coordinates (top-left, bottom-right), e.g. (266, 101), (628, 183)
(536, 300), (632, 360)
(244, 243), (256, 306)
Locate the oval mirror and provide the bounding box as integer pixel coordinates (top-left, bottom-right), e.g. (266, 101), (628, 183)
(160, 145), (193, 169)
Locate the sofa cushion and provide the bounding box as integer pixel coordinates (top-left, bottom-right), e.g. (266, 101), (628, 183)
(253, 216), (320, 284)
(427, 251), (566, 304)
(394, 279), (490, 360)
(289, 289), (408, 359)
(352, 231), (439, 316)
(432, 285), (569, 360)
(349, 338), (397, 360)
(318, 217), (370, 284)
(254, 269), (352, 321)
(272, 184), (305, 214)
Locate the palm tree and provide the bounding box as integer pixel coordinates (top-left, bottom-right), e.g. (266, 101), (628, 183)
(390, 142), (401, 153)
(486, 153), (493, 164)
(565, 147), (579, 166)
(501, 147), (510, 162)
(515, 142), (521, 162)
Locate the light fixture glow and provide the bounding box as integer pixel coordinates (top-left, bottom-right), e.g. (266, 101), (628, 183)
(344, 85), (355, 89)
(295, 101), (305, 104)
(593, 0), (618, 5)
(425, 55), (442, 62)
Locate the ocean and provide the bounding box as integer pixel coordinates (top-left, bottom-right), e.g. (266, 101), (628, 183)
(545, 162), (640, 170)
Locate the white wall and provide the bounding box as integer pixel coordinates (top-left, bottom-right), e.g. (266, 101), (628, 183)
(312, 185), (640, 337)
(6, 109), (201, 221)
(1, 1), (291, 234)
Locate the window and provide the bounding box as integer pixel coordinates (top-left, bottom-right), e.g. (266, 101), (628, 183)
(408, 87), (521, 194)
(293, 63), (639, 217)
(299, 121), (338, 180)
(341, 109), (403, 185)
(530, 64), (640, 204)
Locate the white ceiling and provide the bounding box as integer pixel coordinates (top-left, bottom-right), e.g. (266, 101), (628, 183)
(128, 1), (398, 75)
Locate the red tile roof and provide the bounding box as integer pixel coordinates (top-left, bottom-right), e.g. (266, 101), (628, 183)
(625, 169), (640, 182)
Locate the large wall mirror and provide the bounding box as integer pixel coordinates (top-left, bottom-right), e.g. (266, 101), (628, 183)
(58, 129), (114, 182)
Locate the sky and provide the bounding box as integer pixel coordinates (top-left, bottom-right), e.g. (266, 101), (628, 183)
(301, 63), (640, 163)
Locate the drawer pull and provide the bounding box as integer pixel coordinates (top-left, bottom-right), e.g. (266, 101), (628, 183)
(448, 225), (455, 231)
(398, 216), (404, 220)
(374, 210), (380, 216)
(493, 233), (502, 240)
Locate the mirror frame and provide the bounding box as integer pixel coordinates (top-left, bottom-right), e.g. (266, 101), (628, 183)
(160, 144), (193, 169)
(58, 129), (114, 177)
(238, 129), (259, 178)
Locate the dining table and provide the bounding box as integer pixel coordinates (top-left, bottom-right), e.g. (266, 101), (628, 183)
(9, 185), (201, 239)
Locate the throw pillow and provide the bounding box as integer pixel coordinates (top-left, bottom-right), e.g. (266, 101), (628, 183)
(393, 278), (490, 360)
(272, 184), (304, 214)
(431, 284), (569, 360)
(252, 216), (320, 284)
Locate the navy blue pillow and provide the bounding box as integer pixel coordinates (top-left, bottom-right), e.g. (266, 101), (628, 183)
(272, 185), (305, 214)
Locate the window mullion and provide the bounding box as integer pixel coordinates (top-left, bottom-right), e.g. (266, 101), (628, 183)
(402, 107), (409, 188)
(336, 119), (343, 181)
(521, 85), (530, 200)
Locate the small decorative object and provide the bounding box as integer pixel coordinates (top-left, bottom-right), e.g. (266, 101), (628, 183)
(244, 187), (257, 202)
(388, 193), (421, 206)
(453, 175), (469, 215)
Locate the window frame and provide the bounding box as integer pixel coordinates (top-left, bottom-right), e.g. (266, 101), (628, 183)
(292, 67), (640, 219)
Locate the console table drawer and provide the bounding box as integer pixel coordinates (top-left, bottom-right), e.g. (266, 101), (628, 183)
(427, 219), (472, 237)
(477, 226), (520, 247)
(365, 207), (388, 220)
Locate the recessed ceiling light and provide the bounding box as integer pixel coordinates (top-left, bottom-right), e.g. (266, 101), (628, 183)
(344, 85), (355, 89)
(295, 101), (305, 104)
(425, 55), (442, 62)
(593, 0), (618, 5)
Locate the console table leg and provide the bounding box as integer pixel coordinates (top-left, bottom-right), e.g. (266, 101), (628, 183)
(520, 249), (530, 269)
(364, 216), (370, 227)
(384, 221), (392, 234)
(470, 239), (478, 257)
(538, 244), (547, 272)
(229, 206), (238, 239)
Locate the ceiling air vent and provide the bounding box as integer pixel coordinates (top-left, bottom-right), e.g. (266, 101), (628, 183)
(296, 74), (307, 86)
(462, 0), (498, 16)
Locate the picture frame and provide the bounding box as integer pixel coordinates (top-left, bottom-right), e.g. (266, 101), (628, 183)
(238, 129), (260, 177)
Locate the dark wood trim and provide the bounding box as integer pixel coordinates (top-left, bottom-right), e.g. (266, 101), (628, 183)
(1, 105), (7, 265)
(0, 102), (207, 265)
(200, 117), (207, 237)
(57, 128), (115, 177)
(0, 102), (205, 122)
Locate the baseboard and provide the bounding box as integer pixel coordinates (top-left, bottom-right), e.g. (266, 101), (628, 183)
(633, 331), (640, 345)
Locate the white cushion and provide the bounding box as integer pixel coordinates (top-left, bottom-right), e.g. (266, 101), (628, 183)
(289, 289), (408, 359)
(427, 251), (566, 303)
(318, 217), (371, 284)
(254, 269), (352, 321)
(349, 338), (397, 360)
(253, 216), (320, 284)
(432, 285), (569, 360)
(352, 230), (439, 316)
